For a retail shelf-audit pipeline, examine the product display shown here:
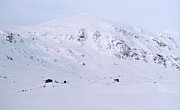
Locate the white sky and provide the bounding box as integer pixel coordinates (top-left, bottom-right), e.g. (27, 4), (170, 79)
(0, 0), (179, 31)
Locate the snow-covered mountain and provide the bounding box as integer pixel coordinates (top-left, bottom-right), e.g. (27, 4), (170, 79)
(1, 15), (180, 70)
(0, 15), (180, 110)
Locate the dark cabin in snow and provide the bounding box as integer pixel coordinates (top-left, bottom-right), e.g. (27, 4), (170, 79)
(45, 79), (53, 83)
(114, 79), (119, 82)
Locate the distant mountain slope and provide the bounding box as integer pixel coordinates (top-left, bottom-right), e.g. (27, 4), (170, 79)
(0, 14), (179, 89)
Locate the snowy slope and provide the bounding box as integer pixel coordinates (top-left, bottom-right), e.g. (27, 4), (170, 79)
(0, 15), (180, 110)
(15, 14), (180, 70)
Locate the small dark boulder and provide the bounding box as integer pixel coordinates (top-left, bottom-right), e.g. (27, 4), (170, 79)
(114, 79), (119, 82)
(63, 80), (67, 84)
(45, 79), (53, 83)
(54, 80), (59, 83)
(81, 62), (86, 66)
(6, 56), (13, 61)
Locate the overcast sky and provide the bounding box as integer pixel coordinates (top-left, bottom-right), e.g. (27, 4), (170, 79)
(0, 0), (179, 31)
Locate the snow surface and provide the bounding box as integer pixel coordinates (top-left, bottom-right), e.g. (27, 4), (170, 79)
(0, 14), (180, 110)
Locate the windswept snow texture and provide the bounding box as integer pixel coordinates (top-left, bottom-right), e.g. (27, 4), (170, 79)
(0, 15), (180, 110)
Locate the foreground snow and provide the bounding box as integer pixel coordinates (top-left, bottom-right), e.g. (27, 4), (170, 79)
(1, 85), (180, 110)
